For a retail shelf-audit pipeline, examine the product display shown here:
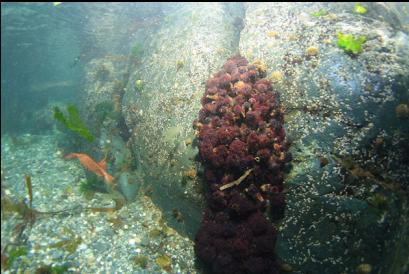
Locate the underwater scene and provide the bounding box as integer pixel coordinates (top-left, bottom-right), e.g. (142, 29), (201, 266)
(1, 2), (409, 274)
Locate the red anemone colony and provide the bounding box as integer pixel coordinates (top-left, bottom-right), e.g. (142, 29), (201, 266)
(194, 55), (291, 274)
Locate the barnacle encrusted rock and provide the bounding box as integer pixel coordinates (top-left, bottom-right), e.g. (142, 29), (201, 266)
(240, 2), (409, 273)
(122, 3), (243, 237)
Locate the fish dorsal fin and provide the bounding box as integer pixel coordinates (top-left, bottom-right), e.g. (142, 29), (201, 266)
(98, 158), (107, 170)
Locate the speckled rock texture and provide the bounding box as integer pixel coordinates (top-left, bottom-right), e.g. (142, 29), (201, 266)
(1, 134), (196, 273)
(81, 55), (130, 123)
(81, 2), (409, 273)
(239, 2), (409, 274)
(122, 3), (244, 238)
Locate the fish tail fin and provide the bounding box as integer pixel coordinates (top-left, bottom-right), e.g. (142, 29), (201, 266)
(104, 173), (115, 184)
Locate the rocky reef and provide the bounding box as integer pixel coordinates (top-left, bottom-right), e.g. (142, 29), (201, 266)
(72, 3), (409, 273)
(46, 3), (408, 273)
(194, 55), (290, 274)
(122, 3), (242, 237)
(240, 3), (409, 273)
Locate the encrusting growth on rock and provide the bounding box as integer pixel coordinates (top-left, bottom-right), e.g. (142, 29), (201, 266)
(194, 55), (291, 274)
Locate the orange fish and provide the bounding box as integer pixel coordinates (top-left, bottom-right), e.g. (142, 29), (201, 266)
(64, 153), (115, 184)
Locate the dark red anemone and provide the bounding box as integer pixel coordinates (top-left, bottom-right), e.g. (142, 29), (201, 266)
(194, 55), (289, 274)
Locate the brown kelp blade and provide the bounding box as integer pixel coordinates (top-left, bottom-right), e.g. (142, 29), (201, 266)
(24, 175), (33, 208)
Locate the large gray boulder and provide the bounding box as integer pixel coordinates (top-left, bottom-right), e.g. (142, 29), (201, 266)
(122, 3), (243, 237)
(240, 2), (409, 273)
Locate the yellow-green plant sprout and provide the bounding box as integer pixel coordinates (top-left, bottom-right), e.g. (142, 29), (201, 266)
(354, 3), (367, 14)
(176, 60), (184, 71)
(311, 10), (328, 18)
(337, 32), (366, 55)
(134, 80), (144, 92)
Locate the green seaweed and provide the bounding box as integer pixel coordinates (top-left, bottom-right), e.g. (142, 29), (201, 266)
(156, 254), (172, 271)
(50, 238), (81, 254)
(50, 227), (82, 254)
(35, 264), (70, 274)
(133, 255), (148, 269)
(337, 32), (366, 55)
(79, 172), (108, 199)
(79, 180), (97, 199)
(6, 246), (28, 267)
(1, 197), (36, 222)
(53, 104), (95, 142)
(176, 60), (184, 71)
(354, 2), (367, 14)
(311, 10), (328, 17)
(149, 228), (163, 238)
(25, 175), (33, 208)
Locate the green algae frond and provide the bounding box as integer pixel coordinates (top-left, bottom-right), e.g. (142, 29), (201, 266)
(337, 32), (366, 55)
(50, 237), (82, 254)
(25, 175), (33, 208)
(6, 246), (28, 268)
(354, 3), (367, 14)
(133, 255), (148, 269)
(79, 173), (108, 199)
(50, 227), (82, 254)
(176, 60), (184, 71)
(53, 104), (95, 142)
(1, 196), (37, 221)
(156, 255), (172, 271)
(311, 10), (328, 17)
(35, 264), (70, 274)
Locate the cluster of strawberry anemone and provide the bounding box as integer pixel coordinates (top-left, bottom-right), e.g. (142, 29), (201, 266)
(193, 55), (291, 274)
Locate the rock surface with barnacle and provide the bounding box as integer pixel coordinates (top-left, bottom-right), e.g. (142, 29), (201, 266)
(240, 2), (409, 274)
(80, 56), (129, 127)
(80, 2), (409, 273)
(122, 3), (244, 237)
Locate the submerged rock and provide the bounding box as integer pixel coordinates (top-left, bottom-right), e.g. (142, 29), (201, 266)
(122, 3), (244, 237)
(81, 56), (130, 126)
(77, 2), (409, 273)
(240, 2), (409, 274)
